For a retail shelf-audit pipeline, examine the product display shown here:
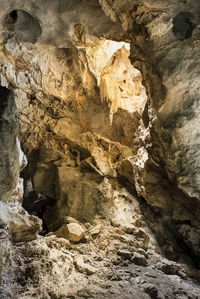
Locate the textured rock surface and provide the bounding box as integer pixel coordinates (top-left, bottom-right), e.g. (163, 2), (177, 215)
(53, 222), (86, 242)
(0, 87), (19, 201)
(99, 0), (200, 258)
(0, 87), (41, 236)
(1, 217), (200, 299)
(0, 0), (200, 298)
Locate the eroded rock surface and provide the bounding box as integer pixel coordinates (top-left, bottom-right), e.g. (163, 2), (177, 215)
(99, 0), (200, 259)
(2, 194), (200, 299)
(0, 87), (19, 200)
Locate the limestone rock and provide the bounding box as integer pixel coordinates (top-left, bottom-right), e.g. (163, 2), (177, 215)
(0, 87), (19, 201)
(117, 249), (133, 261)
(66, 223), (86, 242)
(135, 229), (150, 246)
(132, 253), (148, 266)
(74, 256), (96, 275)
(88, 224), (102, 236)
(8, 218), (41, 242)
(0, 0), (124, 48)
(45, 235), (72, 250)
(0, 202), (42, 242)
(53, 223), (86, 242)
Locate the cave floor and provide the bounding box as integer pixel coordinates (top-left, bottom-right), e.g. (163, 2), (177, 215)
(3, 223), (200, 299)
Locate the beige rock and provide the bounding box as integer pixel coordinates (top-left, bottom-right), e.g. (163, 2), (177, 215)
(88, 224), (102, 236)
(54, 223), (85, 242)
(8, 219), (41, 242)
(0, 87), (20, 201)
(45, 235), (72, 250)
(0, 202), (42, 242)
(135, 229), (150, 246)
(74, 256), (96, 275)
(132, 253), (148, 266)
(66, 223), (86, 242)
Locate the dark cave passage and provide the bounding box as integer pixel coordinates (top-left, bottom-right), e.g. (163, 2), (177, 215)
(20, 150), (55, 235)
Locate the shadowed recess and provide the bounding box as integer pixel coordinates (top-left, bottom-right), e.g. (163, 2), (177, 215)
(172, 12), (195, 40)
(3, 9), (42, 43)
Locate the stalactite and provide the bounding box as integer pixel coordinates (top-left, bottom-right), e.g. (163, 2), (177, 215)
(99, 73), (119, 124)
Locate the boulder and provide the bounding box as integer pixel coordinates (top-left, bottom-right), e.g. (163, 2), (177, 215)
(53, 223), (86, 242)
(0, 202), (42, 242)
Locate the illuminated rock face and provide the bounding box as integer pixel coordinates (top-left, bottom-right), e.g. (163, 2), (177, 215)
(99, 1), (200, 213)
(0, 0), (200, 298)
(0, 87), (41, 243)
(86, 40), (147, 122)
(0, 28), (146, 232)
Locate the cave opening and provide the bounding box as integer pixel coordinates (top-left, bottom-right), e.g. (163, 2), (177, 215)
(9, 10), (18, 23)
(20, 149), (55, 235)
(3, 9), (42, 43)
(172, 12), (195, 40)
(11, 37), (199, 287)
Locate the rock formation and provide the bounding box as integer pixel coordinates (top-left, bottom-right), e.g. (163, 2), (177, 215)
(0, 0), (200, 298)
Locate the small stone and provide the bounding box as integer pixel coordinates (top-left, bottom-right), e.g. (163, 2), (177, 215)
(45, 235), (72, 249)
(117, 249), (133, 261)
(88, 224), (102, 236)
(67, 223), (86, 242)
(122, 224), (134, 234)
(137, 248), (148, 258)
(135, 229), (150, 245)
(74, 256), (96, 275)
(157, 261), (178, 275)
(8, 216), (42, 242)
(143, 284), (158, 298)
(111, 219), (120, 227)
(115, 234), (135, 245)
(132, 253), (148, 266)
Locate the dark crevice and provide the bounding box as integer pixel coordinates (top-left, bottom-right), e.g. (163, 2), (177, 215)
(20, 153), (55, 235)
(9, 10), (18, 22)
(137, 195), (200, 271)
(3, 9), (42, 43)
(172, 12), (195, 40)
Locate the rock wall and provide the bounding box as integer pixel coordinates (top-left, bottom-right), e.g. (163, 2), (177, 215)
(0, 86), (42, 295)
(0, 21), (146, 232)
(99, 0), (200, 256)
(0, 87), (18, 200)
